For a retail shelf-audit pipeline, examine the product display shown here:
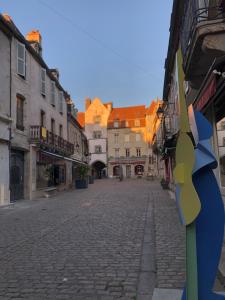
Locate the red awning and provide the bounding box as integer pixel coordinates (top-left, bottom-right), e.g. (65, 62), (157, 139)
(194, 75), (216, 111)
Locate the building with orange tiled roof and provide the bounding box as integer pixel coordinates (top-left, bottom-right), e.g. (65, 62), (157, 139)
(77, 112), (85, 128)
(77, 97), (162, 179)
(107, 100), (162, 178)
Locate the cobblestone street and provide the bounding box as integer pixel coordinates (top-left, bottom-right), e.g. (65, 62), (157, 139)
(0, 179), (155, 300)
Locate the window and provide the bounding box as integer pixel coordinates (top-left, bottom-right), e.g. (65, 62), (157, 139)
(16, 95), (24, 131)
(59, 91), (64, 114)
(95, 145), (102, 153)
(94, 115), (101, 124)
(51, 81), (55, 106)
(125, 134), (130, 142)
(221, 121), (225, 130)
(125, 121), (129, 127)
(41, 68), (46, 96)
(135, 119), (140, 127)
(59, 125), (63, 137)
(17, 41), (26, 77)
(113, 165), (120, 176)
(51, 118), (55, 134)
(136, 133), (141, 142)
(125, 148), (130, 157)
(114, 121), (119, 128)
(115, 148), (119, 158)
(40, 110), (46, 127)
(136, 148), (141, 157)
(114, 133), (119, 144)
(93, 131), (102, 139)
(135, 165), (144, 175)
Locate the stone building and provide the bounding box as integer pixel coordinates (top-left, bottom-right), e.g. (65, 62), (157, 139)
(77, 98), (111, 178)
(108, 105), (148, 178)
(77, 98), (162, 179)
(162, 0), (225, 193)
(0, 18), (12, 205)
(107, 101), (162, 178)
(67, 100), (89, 182)
(0, 14), (85, 202)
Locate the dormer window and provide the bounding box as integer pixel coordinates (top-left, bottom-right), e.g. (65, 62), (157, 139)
(114, 120), (119, 128)
(94, 115), (101, 124)
(17, 41), (26, 77)
(135, 119), (140, 127)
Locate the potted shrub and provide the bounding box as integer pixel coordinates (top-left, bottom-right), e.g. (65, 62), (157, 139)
(160, 178), (169, 190)
(75, 165), (89, 189)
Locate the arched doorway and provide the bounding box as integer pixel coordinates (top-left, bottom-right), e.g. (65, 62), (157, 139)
(135, 165), (144, 176)
(92, 161), (106, 179)
(113, 165), (120, 176)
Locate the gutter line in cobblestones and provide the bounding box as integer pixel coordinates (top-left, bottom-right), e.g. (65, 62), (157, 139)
(137, 192), (156, 300)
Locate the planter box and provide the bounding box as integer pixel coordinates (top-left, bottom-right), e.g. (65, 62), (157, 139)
(161, 182), (169, 190)
(89, 176), (94, 184)
(75, 179), (88, 189)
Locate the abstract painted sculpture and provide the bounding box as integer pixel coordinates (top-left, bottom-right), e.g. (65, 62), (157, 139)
(174, 48), (225, 300)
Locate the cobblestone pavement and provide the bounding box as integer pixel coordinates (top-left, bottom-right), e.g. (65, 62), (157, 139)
(0, 179), (155, 300)
(152, 186), (185, 289)
(153, 185), (225, 292)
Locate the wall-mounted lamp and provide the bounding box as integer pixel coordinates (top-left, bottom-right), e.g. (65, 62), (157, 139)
(156, 106), (164, 119)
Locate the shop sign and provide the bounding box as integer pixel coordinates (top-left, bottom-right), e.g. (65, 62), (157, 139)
(194, 77), (216, 111)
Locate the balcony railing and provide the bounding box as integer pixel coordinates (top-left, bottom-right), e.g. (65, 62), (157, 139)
(181, 0), (225, 62)
(30, 126), (74, 156)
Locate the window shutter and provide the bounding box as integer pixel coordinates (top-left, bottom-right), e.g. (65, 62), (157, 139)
(17, 42), (26, 77)
(41, 68), (46, 95)
(59, 91), (63, 113)
(51, 81), (55, 106)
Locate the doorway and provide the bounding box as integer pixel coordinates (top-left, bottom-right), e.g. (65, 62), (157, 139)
(126, 165), (131, 178)
(10, 150), (24, 202)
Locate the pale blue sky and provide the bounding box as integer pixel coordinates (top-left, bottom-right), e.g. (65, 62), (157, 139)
(0, 0), (173, 111)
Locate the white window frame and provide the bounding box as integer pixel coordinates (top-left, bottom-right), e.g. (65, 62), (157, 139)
(114, 121), (119, 128)
(125, 134), (130, 142)
(59, 91), (64, 114)
(125, 148), (130, 157)
(136, 133), (141, 142)
(41, 68), (46, 96)
(95, 145), (102, 153)
(115, 148), (119, 158)
(51, 81), (55, 106)
(136, 148), (141, 157)
(135, 119), (140, 127)
(17, 41), (26, 77)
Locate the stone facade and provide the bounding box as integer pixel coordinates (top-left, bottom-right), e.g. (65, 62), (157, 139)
(78, 98), (111, 178)
(78, 99), (162, 179)
(0, 14), (84, 202)
(0, 26), (11, 205)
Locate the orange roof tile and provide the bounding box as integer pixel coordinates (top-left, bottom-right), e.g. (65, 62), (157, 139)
(108, 105), (146, 128)
(77, 112), (85, 128)
(146, 101), (157, 114)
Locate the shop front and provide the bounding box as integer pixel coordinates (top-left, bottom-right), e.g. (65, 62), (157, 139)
(36, 151), (67, 189)
(193, 57), (225, 197)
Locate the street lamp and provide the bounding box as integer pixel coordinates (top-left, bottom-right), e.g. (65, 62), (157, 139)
(156, 106), (164, 119)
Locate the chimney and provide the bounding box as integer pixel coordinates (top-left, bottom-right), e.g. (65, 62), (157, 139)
(50, 69), (59, 80)
(107, 102), (113, 112)
(2, 13), (12, 23)
(26, 30), (42, 56)
(85, 98), (91, 110)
